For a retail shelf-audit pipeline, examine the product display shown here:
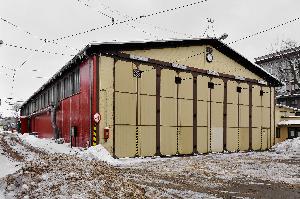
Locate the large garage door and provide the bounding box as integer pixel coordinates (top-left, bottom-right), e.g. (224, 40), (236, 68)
(227, 81), (249, 152)
(160, 69), (193, 155)
(115, 60), (156, 157)
(197, 76), (224, 153)
(252, 85), (271, 150)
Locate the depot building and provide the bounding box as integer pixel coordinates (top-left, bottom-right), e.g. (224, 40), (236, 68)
(20, 38), (282, 158)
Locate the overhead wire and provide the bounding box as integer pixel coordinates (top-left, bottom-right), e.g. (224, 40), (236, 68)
(51, 0), (209, 42)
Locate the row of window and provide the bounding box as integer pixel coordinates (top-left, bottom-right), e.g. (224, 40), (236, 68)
(21, 68), (80, 116)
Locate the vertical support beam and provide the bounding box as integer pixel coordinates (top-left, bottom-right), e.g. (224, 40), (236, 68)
(192, 73), (198, 154)
(176, 72), (179, 155)
(135, 63), (139, 157)
(249, 83), (253, 150)
(155, 67), (161, 156)
(112, 58), (117, 158)
(273, 88), (276, 145)
(269, 87), (272, 148)
(223, 79), (228, 151)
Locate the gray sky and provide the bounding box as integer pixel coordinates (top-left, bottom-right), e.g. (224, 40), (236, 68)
(1, 0), (300, 117)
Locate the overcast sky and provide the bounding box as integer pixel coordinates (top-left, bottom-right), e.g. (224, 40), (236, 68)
(1, 0), (300, 117)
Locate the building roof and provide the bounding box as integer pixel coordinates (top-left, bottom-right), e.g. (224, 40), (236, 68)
(21, 38), (282, 108)
(276, 104), (300, 112)
(278, 119), (300, 126)
(254, 46), (300, 64)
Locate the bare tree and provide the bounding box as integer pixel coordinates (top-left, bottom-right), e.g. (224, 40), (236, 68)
(12, 102), (21, 118)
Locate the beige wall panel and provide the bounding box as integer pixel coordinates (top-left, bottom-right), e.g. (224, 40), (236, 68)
(227, 81), (238, 104)
(261, 129), (268, 150)
(179, 72), (193, 100)
(275, 127), (288, 143)
(239, 105), (249, 128)
(252, 85), (262, 106)
(239, 83), (249, 105)
(226, 128), (238, 152)
(179, 99), (193, 126)
(115, 93), (136, 125)
(239, 128), (249, 151)
(211, 102), (223, 127)
(270, 88), (275, 146)
(160, 127), (177, 155)
(227, 104), (238, 128)
(262, 87), (271, 108)
(161, 69), (177, 98)
(197, 76), (210, 101)
(252, 107), (262, 128)
(115, 60), (136, 93)
(178, 127), (193, 154)
(197, 127), (208, 153)
(262, 107), (270, 128)
(211, 78), (224, 103)
(197, 101), (208, 126)
(160, 98), (177, 126)
(115, 125), (136, 158)
(252, 128), (261, 150)
(139, 126), (156, 157)
(140, 95), (156, 125)
(123, 46), (263, 81)
(211, 127), (223, 152)
(139, 64), (156, 95)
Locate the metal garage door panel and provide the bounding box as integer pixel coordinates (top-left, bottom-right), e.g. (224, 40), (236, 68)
(262, 87), (270, 107)
(261, 129), (268, 150)
(160, 98), (177, 126)
(115, 92), (136, 125)
(252, 85), (261, 106)
(197, 101), (208, 126)
(227, 128), (238, 152)
(239, 127), (249, 151)
(252, 107), (262, 128)
(239, 105), (249, 128)
(161, 69), (177, 98)
(262, 107), (270, 128)
(179, 99), (193, 126)
(197, 127), (208, 153)
(179, 127), (193, 154)
(115, 60), (136, 93)
(139, 126), (156, 157)
(115, 125), (136, 158)
(227, 104), (238, 128)
(227, 80), (238, 104)
(139, 65), (156, 95)
(197, 76), (210, 101)
(160, 127), (177, 155)
(140, 95), (156, 125)
(211, 127), (223, 152)
(239, 83), (249, 105)
(178, 72), (193, 100)
(252, 128), (261, 150)
(211, 78), (224, 103)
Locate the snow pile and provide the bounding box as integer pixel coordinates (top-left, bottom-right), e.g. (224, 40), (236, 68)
(17, 133), (80, 155)
(271, 137), (300, 158)
(82, 144), (119, 164)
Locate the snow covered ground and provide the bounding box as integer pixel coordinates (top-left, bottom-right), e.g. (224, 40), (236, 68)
(0, 131), (299, 198)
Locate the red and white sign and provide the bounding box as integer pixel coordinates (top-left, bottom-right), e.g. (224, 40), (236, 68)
(93, 113), (101, 123)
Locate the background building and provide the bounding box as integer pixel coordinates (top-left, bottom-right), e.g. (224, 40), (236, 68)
(20, 38), (282, 158)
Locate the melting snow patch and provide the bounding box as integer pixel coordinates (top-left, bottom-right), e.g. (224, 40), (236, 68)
(271, 137), (300, 158)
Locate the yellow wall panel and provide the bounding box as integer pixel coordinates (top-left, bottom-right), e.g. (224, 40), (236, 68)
(262, 87), (270, 108)
(115, 93), (136, 125)
(239, 128), (249, 151)
(115, 125), (136, 158)
(252, 128), (261, 150)
(161, 69), (177, 98)
(139, 126), (156, 157)
(227, 81), (238, 104)
(139, 64), (156, 95)
(252, 107), (262, 128)
(197, 127), (208, 153)
(211, 78), (224, 103)
(197, 101), (208, 126)
(239, 83), (249, 105)
(178, 72), (193, 100)
(211, 127), (223, 152)
(262, 107), (270, 128)
(211, 102), (223, 127)
(160, 98), (177, 126)
(178, 127), (193, 154)
(239, 105), (249, 128)
(179, 99), (193, 126)
(115, 60), (136, 93)
(261, 129), (268, 150)
(227, 104), (238, 128)
(140, 95), (156, 125)
(252, 85), (261, 106)
(227, 128), (238, 152)
(197, 75), (210, 101)
(160, 127), (177, 155)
